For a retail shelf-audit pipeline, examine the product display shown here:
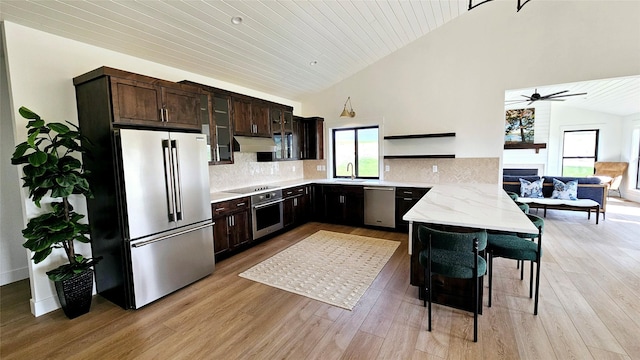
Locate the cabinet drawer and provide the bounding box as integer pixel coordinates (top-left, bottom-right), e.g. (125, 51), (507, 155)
(396, 187), (429, 199)
(283, 185), (307, 198)
(212, 196), (250, 217)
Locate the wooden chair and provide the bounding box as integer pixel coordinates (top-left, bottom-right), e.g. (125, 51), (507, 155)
(594, 162), (628, 197)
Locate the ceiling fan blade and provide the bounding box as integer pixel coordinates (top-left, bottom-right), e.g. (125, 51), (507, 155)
(541, 90), (569, 98)
(520, 95), (532, 99)
(547, 92), (587, 99)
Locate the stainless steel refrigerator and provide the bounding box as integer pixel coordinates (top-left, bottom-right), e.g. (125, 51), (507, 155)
(88, 128), (214, 309)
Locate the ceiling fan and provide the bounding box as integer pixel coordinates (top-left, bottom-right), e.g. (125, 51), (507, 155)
(505, 89), (587, 105)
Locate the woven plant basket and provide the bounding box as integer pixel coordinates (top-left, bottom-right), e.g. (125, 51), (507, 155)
(54, 269), (94, 319)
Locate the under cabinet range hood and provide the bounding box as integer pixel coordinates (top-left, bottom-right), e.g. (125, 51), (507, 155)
(232, 136), (277, 153)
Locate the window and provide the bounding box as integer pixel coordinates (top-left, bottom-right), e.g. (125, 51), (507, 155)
(637, 138), (640, 190)
(562, 130), (599, 177)
(333, 126), (379, 179)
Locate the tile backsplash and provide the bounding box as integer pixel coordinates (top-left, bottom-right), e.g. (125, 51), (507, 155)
(209, 155), (499, 193)
(303, 159), (328, 179)
(383, 158), (500, 184)
(209, 153), (303, 193)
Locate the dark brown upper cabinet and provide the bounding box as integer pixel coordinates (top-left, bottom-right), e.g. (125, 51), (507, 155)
(233, 97), (271, 138)
(297, 116), (324, 160)
(74, 67), (202, 131)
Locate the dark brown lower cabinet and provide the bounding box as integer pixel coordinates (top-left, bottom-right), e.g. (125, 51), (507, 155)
(211, 197), (251, 259)
(283, 185), (310, 228)
(395, 187), (430, 232)
(316, 184), (364, 226)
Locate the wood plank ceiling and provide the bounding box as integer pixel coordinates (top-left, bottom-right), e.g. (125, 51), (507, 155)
(1, 0), (639, 115)
(0, 0), (468, 99)
(505, 76), (640, 117)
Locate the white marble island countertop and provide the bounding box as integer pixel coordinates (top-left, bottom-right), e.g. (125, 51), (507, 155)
(403, 183), (538, 235)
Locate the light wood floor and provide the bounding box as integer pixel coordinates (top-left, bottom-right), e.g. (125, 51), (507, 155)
(2, 198), (639, 359)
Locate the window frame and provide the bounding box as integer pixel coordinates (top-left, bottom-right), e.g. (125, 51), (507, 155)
(332, 125), (379, 180)
(636, 137), (640, 189)
(561, 129), (599, 177)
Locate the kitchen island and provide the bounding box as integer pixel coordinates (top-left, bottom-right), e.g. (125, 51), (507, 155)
(402, 183), (538, 310)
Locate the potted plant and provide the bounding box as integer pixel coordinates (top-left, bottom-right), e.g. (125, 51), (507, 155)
(11, 106), (100, 319)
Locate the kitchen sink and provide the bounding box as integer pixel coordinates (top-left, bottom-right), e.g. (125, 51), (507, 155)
(332, 178), (367, 183)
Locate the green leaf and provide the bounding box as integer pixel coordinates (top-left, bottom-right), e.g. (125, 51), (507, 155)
(51, 186), (74, 198)
(22, 164), (46, 178)
(59, 157), (81, 171)
(12, 142), (31, 160)
(31, 188), (49, 207)
(27, 119), (45, 129)
(55, 174), (75, 187)
(19, 106), (40, 120)
(31, 247), (52, 264)
(45, 153), (59, 167)
(27, 151), (48, 167)
(11, 155), (30, 165)
(48, 122), (70, 134)
(27, 128), (40, 147)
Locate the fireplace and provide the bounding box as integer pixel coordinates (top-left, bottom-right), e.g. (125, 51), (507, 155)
(503, 168), (539, 176)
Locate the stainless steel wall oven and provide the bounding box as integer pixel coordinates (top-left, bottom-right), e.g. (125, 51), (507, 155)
(251, 189), (284, 239)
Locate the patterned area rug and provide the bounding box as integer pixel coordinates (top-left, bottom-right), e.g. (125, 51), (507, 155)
(239, 230), (400, 310)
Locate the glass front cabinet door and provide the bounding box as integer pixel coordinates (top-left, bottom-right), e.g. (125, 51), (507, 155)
(209, 94), (233, 164)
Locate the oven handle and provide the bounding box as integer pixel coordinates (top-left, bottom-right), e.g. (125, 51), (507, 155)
(253, 198), (285, 209)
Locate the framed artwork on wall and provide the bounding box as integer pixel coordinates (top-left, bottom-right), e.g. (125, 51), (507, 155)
(505, 108), (535, 144)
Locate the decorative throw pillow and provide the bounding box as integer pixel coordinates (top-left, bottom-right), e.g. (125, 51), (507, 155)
(519, 178), (544, 198)
(551, 178), (578, 200)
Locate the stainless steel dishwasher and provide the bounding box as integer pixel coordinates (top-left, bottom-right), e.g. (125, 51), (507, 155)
(364, 186), (396, 228)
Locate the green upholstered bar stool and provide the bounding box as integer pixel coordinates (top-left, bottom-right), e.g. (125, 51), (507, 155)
(506, 191), (519, 201)
(487, 213), (544, 315)
(515, 201), (529, 213)
(516, 214), (544, 280)
(418, 225), (487, 342)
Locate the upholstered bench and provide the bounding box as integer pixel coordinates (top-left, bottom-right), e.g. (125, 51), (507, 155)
(517, 197), (601, 224)
(503, 175), (607, 224)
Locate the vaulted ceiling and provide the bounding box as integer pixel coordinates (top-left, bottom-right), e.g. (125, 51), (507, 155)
(505, 76), (640, 117)
(0, 0), (468, 99)
(2, 0), (639, 116)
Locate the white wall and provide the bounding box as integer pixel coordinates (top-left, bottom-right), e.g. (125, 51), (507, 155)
(547, 105), (624, 175)
(300, 1), (640, 163)
(0, 27), (29, 286)
(622, 113), (640, 202)
(1, 21), (300, 316)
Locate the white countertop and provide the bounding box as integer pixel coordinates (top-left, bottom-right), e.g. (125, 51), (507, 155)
(210, 178), (436, 203)
(403, 183), (538, 234)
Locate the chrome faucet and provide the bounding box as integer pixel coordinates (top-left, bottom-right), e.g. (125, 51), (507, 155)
(346, 162), (355, 180)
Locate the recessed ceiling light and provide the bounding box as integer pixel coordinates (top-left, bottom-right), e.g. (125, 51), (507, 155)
(231, 16), (243, 25)
(309, 60), (318, 66)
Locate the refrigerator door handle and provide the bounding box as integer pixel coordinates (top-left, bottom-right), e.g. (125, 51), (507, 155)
(162, 139), (176, 222)
(131, 222), (213, 248)
(171, 140), (184, 221)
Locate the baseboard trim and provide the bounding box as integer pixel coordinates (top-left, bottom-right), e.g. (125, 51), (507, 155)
(30, 294), (61, 317)
(0, 267), (29, 286)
